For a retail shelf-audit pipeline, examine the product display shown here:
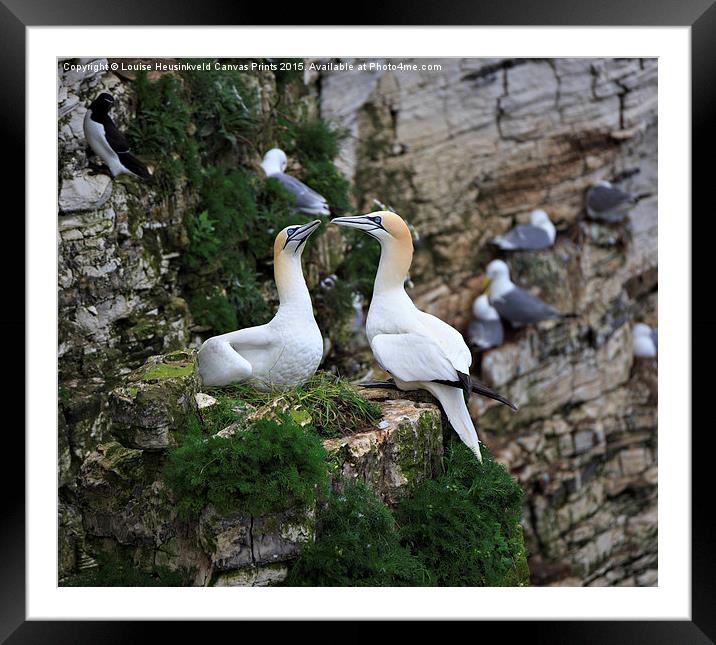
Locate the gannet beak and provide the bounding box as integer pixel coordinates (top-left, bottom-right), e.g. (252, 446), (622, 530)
(330, 215), (388, 242)
(287, 219), (321, 254)
(330, 215), (378, 231)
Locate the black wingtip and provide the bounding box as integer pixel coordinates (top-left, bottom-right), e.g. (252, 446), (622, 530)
(471, 380), (518, 411)
(119, 151), (152, 182)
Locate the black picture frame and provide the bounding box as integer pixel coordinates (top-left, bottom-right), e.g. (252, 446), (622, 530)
(6, 0), (711, 639)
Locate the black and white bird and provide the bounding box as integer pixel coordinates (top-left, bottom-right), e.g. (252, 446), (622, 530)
(585, 180), (636, 222)
(261, 148), (331, 216)
(467, 294), (504, 350)
(83, 93), (151, 180)
(633, 323), (657, 358)
(331, 211), (516, 462)
(491, 209), (556, 251)
(486, 259), (569, 328)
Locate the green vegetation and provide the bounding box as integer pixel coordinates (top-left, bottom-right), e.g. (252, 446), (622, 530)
(208, 372), (382, 438)
(129, 71), (201, 192)
(60, 552), (190, 587)
(128, 65), (355, 337)
(396, 441), (530, 587)
(284, 480), (432, 587)
(184, 166), (300, 332)
(284, 438), (529, 587)
(122, 63), (530, 587)
(163, 413), (328, 519)
(139, 361), (194, 381)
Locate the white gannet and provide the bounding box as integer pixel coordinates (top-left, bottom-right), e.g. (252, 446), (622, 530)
(197, 220), (324, 389)
(585, 180), (636, 222)
(467, 294), (504, 350)
(633, 322), (658, 358)
(83, 93), (152, 180)
(486, 259), (568, 328)
(331, 211), (516, 461)
(261, 148), (331, 216)
(492, 209), (556, 251)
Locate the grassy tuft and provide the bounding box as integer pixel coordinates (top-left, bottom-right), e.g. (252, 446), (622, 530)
(284, 480), (433, 587)
(207, 371), (382, 438)
(163, 413), (328, 519)
(396, 440), (530, 587)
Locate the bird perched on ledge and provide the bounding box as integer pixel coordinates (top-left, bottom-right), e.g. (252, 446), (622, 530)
(585, 180), (636, 222)
(467, 294), (504, 351)
(491, 209), (556, 251)
(486, 259), (572, 328)
(261, 148), (331, 216)
(197, 220), (324, 390)
(633, 322), (657, 358)
(331, 211), (516, 462)
(83, 92), (152, 180)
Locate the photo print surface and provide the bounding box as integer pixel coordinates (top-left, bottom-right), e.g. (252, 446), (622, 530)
(57, 57), (657, 588)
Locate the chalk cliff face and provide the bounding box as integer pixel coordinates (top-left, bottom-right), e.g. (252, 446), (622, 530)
(316, 58), (657, 586)
(58, 61), (194, 471)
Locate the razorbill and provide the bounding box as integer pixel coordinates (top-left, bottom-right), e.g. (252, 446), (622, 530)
(83, 92), (151, 180)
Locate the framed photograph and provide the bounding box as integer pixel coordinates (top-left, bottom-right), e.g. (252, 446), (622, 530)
(7, 0), (710, 638)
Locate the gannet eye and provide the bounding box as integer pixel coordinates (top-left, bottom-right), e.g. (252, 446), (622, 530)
(370, 216), (382, 225)
(287, 227), (298, 237)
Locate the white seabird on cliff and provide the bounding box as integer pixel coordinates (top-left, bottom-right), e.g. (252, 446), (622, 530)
(261, 148), (331, 216)
(633, 322), (658, 358)
(467, 294), (504, 350)
(491, 209), (556, 251)
(332, 211), (516, 462)
(486, 259), (571, 328)
(586, 180), (636, 222)
(197, 220), (324, 389)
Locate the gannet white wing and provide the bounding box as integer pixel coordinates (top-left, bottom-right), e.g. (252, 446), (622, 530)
(371, 332), (460, 384)
(269, 172), (329, 214)
(197, 324), (274, 387)
(492, 224), (552, 250)
(417, 311), (472, 373)
(651, 328), (658, 351)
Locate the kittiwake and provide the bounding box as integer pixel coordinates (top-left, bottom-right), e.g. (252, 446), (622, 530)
(467, 294), (504, 350)
(633, 322), (657, 358)
(261, 148), (331, 216)
(486, 259), (569, 328)
(586, 180), (636, 222)
(492, 209), (556, 251)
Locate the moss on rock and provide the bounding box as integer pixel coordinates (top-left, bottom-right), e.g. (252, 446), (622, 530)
(110, 351), (200, 450)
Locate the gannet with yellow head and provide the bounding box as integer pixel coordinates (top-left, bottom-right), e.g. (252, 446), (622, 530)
(197, 220), (324, 390)
(331, 211), (515, 461)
